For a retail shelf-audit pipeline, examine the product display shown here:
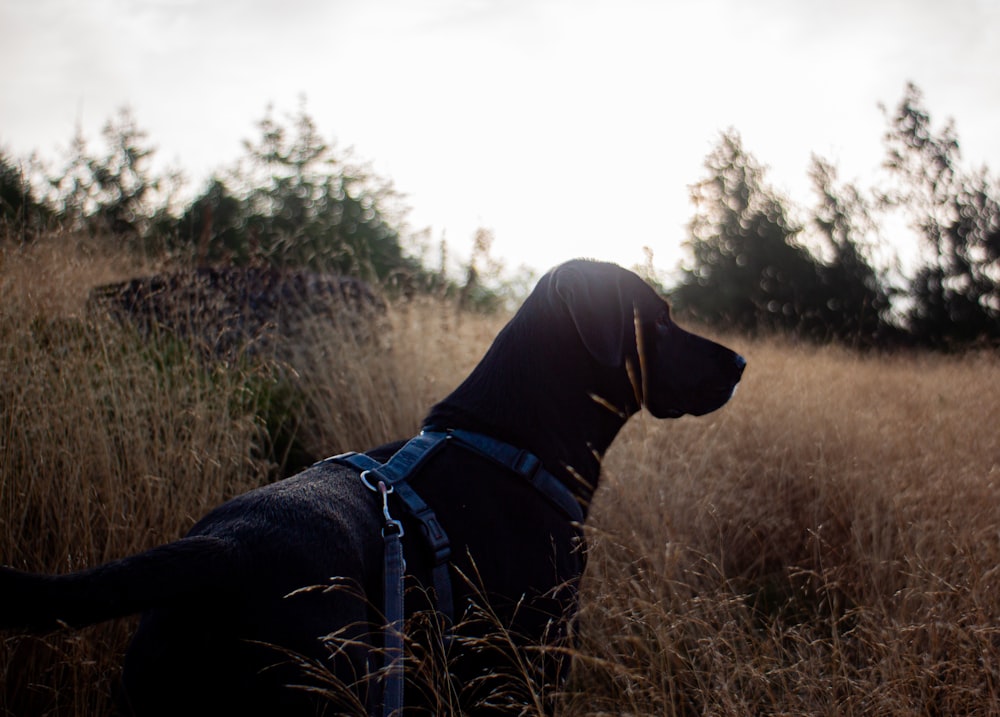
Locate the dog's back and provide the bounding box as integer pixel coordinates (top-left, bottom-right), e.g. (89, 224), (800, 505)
(2, 461), (384, 715)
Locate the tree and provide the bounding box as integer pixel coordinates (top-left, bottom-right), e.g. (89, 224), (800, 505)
(0, 150), (49, 241)
(672, 131), (824, 335)
(46, 108), (165, 238)
(808, 156), (897, 345)
(231, 102), (415, 279)
(882, 83), (1000, 346)
(173, 178), (246, 264)
(164, 102), (421, 280)
(28, 101), (419, 281)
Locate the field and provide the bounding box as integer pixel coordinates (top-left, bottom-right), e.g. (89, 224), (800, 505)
(2, 235), (999, 715)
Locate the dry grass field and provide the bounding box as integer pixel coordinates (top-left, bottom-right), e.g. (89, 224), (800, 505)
(2, 235), (999, 715)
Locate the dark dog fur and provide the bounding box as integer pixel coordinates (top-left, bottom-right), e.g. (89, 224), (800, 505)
(1, 259), (745, 715)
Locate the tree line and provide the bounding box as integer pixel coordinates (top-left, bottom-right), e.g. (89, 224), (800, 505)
(2, 85), (997, 348)
(672, 84), (999, 349)
(1, 104), (426, 284)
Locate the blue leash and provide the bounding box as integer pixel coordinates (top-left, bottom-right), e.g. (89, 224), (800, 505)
(374, 480), (405, 717)
(326, 428), (584, 716)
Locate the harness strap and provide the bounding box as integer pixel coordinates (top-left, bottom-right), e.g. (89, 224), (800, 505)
(333, 434), (455, 619)
(443, 429), (585, 524)
(325, 428), (583, 716)
(330, 429), (585, 616)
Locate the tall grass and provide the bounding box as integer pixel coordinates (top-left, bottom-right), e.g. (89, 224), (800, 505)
(2, 235), (999, 715)
(573, 340), (1000, 715)
(1, 236), (267, 715)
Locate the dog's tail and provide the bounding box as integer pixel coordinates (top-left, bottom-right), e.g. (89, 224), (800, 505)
(0, 536), (236, 632)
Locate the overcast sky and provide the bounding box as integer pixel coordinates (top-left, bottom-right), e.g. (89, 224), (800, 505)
(2, 0), (999, 276)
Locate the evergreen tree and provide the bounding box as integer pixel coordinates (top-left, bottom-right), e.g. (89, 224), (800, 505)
(808, 156), (896, 345)
(672, 131), (824, 335)
(46, 108), (163, 238)
(166, 102), (420, 280)
(883, 83), (1000, 346)
(232, 103), (414, 279)
(173, 178), (245, 264)
(0, 151), (49, 241)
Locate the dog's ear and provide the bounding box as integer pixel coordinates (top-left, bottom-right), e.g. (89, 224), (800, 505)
(551, 264), (628, 367)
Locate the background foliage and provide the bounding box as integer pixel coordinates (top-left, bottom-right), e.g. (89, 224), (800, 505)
(2, 84), (998, 346)
(672, 83), (998, 349)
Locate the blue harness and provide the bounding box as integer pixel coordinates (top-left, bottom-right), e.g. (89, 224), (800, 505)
(325, 428), (583, 715)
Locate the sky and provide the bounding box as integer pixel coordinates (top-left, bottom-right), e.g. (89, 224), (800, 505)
(2, 0), (999, 278)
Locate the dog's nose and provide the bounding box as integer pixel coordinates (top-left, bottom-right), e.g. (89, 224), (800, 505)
(734, 354), (747, 376)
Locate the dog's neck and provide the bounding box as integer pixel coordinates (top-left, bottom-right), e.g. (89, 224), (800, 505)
(423, 306), (639, 516)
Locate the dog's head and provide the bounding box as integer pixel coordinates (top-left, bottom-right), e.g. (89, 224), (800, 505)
(547, 259), (745, 419)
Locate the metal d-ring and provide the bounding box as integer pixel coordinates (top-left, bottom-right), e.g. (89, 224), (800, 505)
(377, 480), (403, 537)
(360, 469), (381, 493)
(360, 471), (403, 536)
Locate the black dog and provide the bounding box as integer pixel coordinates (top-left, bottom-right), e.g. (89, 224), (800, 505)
(1, 259), (745, 715)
